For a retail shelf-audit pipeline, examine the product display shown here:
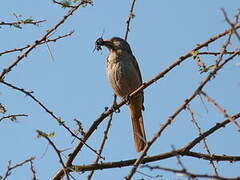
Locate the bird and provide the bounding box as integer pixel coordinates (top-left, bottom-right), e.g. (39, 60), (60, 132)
(96, 37), (146, 152)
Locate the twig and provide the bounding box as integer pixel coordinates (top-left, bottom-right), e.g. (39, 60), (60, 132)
(200, 90), (240, 131)
(0, 20), (46, 28)
(1, 80), (102, 158)
(30, 159), (37, 180)
(187, 105), (218, 175)
(36, 130), (70, 180)
(171, 145), (191, 180)
(221, 8), (240, 41)
(2, 157), (35, 180)
(0, 31), (74, 56)
(142, 164), (240, 180)
(52, 0), (77, 8)
(0, 114), (28, 122)
(70, 112), (240, 171)
(87, 96), (116, 180)
(198, 51), (237, 56)
(52, 26), (240, 180)
(125, 49), (240, 180)
(0, 0), (89, 80)
(124, 0), (137, 40)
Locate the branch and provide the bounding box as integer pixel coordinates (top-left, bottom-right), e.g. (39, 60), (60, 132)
(0, 31), (74, 56)
(52, 25), (240, 180)
(36, 130), (70, 180)
(69, 112), (240, 171)
(0, 114), (28, 122)
(125, 48), (240, 180)
(87, 97), (115, 179)
(187, 105), (218, 175)
(0, 0), (89, 80)
(1, 80), (102, 158)
(200, 90), (240, 130)
(142, 164), (240, 180)
(52, 0), (77, 8)
(221, 8), (240, 41)
(124, 0), (137, 40)
(2, 157), (35, 180)
(0, 20), (46, 29)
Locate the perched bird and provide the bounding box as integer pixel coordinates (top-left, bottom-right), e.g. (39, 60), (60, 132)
(96, 37), (146, 152)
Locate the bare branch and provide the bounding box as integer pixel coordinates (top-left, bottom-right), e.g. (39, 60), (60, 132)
(1, 80), (102, 158)
(0, 31), (74, 56)
(0, 20), (46, 28)
(187, 105), (218, 175)
(0, 114), (28, 122)
(36, 130), (70, 180)
(2, 157), (35, 180)
(87, 96), (115, 180)
(221, 8), (240, 41)
(125, 48), (240, 180)
(200, 90), (240, 130)
(0, 0), (90, 80)
(142, 164), (240, 180)
(124, 0), (137, 40)
(69, 112), (240, 172)
(52, 25), (240, 180)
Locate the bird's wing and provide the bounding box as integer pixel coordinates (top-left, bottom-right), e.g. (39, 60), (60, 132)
(129, 54), (144, 110)
(130, 54), (143, 84)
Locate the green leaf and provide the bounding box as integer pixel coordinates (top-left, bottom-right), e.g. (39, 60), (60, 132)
(192, 50), (199, 58)
(22, 18), (33, 24)
(36, 130), (55, 138)
(61, 0), (71, 8)
(47, 132), (55, 138)
(199, 64), (215, 74)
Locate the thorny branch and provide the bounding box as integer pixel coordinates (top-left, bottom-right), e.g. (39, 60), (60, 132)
(0, 114), (28, 122)
(36, 130), (70, 180)
(1, 1), (240, 179)
(221, 8), (240, 41)
(187, 105), (218, 175)
(0, 20), (46, 28)
(200, 90), (240, 130)
(142, 164), (240, 180)
(71, 112), (240, 172)
(125, 44), (239, 179)
(0, 31), (74, 56)
(1, 80), (102, 159)
(124, 0), (137, 40)
(87, 97), (115, 180)
(0, 0), (91, 81)
(52, 24), (240, 180)
(2, 157), (35, 180)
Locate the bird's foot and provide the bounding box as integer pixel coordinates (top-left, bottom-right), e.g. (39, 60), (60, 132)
(111, 103), (120, 113)
(123, 95), (131, 105)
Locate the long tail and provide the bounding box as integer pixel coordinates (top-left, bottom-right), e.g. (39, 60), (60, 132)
(129, 100), (146, 152)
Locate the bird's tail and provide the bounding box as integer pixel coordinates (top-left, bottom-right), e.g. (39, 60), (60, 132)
(129, 100), (146, 152)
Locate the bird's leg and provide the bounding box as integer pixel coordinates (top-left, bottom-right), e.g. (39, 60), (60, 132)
(111, 94), (120, 113)
(123, 94), (131, 105)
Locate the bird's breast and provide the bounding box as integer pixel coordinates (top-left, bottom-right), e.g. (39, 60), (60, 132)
(106, 56), (141, 97)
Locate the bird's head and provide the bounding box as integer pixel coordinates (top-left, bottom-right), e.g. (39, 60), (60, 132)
(95, 37), (132, 53)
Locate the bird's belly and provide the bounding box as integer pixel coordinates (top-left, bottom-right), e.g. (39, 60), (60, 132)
(106, 62), (141, 97)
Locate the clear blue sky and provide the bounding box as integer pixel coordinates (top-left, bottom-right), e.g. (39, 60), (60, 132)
(1, 0), (239, 179)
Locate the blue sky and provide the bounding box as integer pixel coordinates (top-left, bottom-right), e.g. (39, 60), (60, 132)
(0, 0), (240, 179)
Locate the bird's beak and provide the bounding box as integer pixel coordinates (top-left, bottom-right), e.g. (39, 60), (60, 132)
(102, 40), (114, 48)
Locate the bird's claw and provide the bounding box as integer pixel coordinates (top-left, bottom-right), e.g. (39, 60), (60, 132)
(123, 95), (131, 105)
(112, 104), (120, 113)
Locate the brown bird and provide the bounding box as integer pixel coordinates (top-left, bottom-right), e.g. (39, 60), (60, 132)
(97, 37), (146, 152)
